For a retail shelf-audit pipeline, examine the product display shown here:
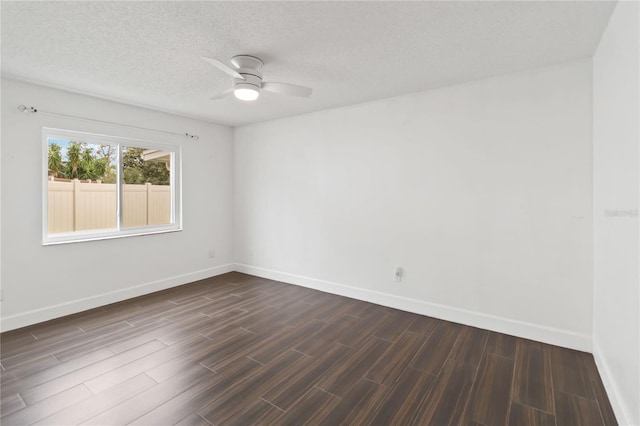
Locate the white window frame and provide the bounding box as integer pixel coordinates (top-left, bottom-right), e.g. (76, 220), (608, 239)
(42, 127), (182, 245)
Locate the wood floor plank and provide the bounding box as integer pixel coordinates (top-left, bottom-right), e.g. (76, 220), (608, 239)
(413, 358), (478, 426)
(369, 367), (436, 425)
(104, 318), (172, 354)
(248, 319), (325, 364)
(154, 314), (221, 346)
(486, 331), (517, 359)
(449, 326), (489, 368)
(170, 282), (239, 305)
(333, 309), (392, 348)
(199, 330), (260, 371)
(32, 324), (87, 343)
(174, 308), (245, 343)
(410, 322), (461, 375)
(32, 373), (157, 425)
(406, 314), (441, 336)
(0, 353), (59, 381)
(277, 387), (342, 426)
(159, 354), (267, 424)
(20, 339), (166, 405)
(316, 336), (392, 397)
(1, 321), (131, 368)
(200, 306), (278, 338)
(84, 335), (211, 394)
(84, 364), (217, 425)
(1, 347), (114, 398)
(294, 315), (361, 356)
(129, 369), (227, 425)
(197, 349), (308, 425)
(124, 298), (203, 326)
(300, 292), (345, 306)
(0, 393), (26, 417)
(460, 419), (487, 426)
(80, 302), (167, 332)
(1, 326), (84, 360)
(144, 327), (250, 383)
(318, 378), (389, 426)
(198, 294), (243, 316)
(260, 342), (352, 410)
(162, 297), (225, 323)
(1, 354), (59, 380)
(555, 391), (604, 426)
(173, 413), (213, 426)
(512, 339), (555, 413)
(508, 402), (556, 426)
(464, 353), (514, 426)
(222, 271), (257, 283)
(549, 346), (595, 399)
(226, 398), (284, 426)
(1, 384), (92, 426)
(372, 311), (417, 342)
(52, 321), (161, 361)
(232, 288), (288, 307)
(365, 331), (427, 387)
(0, 330), (38, 349)
(243, 301), (312, 334)
(343, 301), (389, 321)
(283, 298), (353, 326)
(584, 356), (618, 425)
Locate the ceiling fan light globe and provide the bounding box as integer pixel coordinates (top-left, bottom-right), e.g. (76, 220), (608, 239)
(234, 85), (259, 101)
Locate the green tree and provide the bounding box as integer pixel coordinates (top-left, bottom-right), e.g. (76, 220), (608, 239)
(141, 160), (170, 185)
(123, 147), (170, 185)
(65, 142), (82, 179)
(48, 142), (63, 177)
(98, 145), (116, 183)
(47, 142), (168, 184)
(78, 146), (107, 180)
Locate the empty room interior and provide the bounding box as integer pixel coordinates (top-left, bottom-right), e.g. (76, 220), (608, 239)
(0, 1), (638, 425)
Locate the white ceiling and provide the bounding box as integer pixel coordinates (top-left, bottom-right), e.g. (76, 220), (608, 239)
(1, 1), (615, 127)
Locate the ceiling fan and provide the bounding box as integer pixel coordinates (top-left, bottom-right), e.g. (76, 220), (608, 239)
(202, 55), (312, 101)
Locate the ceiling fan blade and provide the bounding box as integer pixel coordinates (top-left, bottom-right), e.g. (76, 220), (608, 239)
(201, 57), (245, 80)
(209, 87), (234, 100)
(261, 82), (312, 98)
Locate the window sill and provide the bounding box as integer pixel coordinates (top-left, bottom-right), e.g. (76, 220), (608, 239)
(42, 225), (182, 246)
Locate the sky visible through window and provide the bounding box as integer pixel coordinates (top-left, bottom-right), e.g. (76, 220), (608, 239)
(49, 138), (70, 161)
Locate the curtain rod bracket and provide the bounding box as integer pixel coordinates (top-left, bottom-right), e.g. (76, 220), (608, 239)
(17, 105), (37, 113)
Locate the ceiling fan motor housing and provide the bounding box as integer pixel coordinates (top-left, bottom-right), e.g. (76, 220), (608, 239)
(234, 73), (262, 89)
(232, 55), (264, 89)
(202, 54), (312, 99)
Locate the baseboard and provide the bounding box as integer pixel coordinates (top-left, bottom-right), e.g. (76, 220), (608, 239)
(1, 262), (592, 352)
(0, 263), (235, 332)
(593, 339), (635, 425)
(235, 263), (592, 352)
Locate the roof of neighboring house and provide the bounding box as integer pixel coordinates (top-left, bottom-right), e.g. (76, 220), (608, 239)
(142, 149), (170, 163)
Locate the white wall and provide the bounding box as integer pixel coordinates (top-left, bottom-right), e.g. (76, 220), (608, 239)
(234, 59), (594, 351)
(0, 78), (235, 331)
(592, 2), (640, 424)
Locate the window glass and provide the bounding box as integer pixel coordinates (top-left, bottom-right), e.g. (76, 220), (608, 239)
(43, 129), (181, 244)
(122, 146), (172, 228)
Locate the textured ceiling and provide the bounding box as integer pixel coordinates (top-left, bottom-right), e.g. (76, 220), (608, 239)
(1, 1), (615, 127)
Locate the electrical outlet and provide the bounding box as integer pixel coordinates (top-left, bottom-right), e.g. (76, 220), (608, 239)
(208, 249), (216, 259)
(394, 266), (403, 282)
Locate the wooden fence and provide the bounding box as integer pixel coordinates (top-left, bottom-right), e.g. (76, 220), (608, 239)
(48, 179), (171, 233)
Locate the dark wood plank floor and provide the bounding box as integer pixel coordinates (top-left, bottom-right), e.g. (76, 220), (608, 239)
(0, 272), (617, 425)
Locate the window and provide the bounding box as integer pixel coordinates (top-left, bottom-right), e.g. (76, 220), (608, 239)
(43, 128), (181, 244)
